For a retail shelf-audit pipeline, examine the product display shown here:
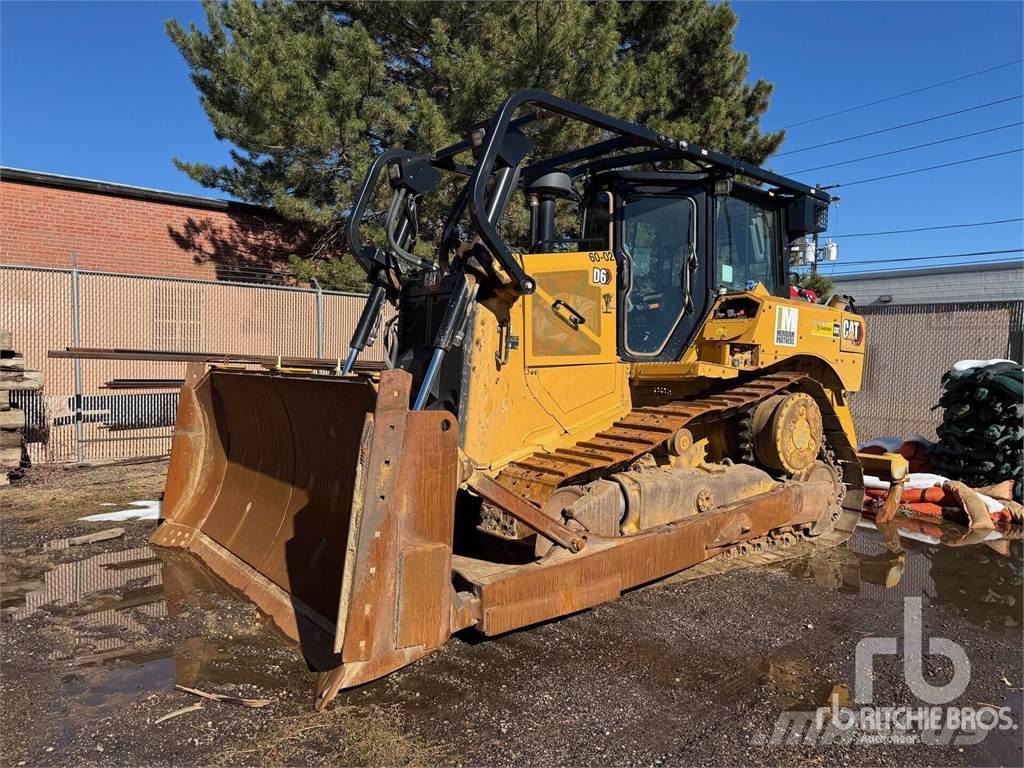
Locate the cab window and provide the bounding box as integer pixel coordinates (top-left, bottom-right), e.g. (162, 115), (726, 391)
(714, 196), (778, 292)
(621, 196), (695, 356)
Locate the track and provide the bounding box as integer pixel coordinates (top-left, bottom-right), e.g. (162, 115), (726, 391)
(494, 371), (865, 577)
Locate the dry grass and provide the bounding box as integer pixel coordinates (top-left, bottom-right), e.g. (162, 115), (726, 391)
(213, 705), (446, 767)
(0, 460), (168, 531)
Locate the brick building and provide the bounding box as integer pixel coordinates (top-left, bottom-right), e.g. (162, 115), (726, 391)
(0, 166), (315, 282)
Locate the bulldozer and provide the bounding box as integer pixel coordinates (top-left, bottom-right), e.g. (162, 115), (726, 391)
(151, 90), (907, 709)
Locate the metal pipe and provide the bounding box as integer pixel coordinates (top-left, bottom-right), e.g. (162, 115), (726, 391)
(527, 193), (539, 248)
(341, 347), (360, 376)
(0, 262), (370, 296)
(411, 274), (475, 411)
(537, 197), (556, 245)
(412, 347), (445, 411)
(70, 252), (84, 464)
(81, 435), (173, 444)
(311, 277), (324, 359)
(50, 347), (386, 371)
(485, 166), (515, 223)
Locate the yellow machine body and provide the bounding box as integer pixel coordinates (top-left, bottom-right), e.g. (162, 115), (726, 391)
(459, 254), (866, 475)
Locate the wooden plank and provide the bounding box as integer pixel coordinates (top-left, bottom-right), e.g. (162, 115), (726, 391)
(0, 355), (25, 370)
(0, 446), (23, 468)
(0, 330), (11, 351)
(67, 528), (126, 546)
(0, 409), (25, 429)
(0, 370), (43, 390)
(0, 431), (21, 448)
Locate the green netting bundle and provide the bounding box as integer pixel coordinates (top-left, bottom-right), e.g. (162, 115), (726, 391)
(931, 361), (1024, 502)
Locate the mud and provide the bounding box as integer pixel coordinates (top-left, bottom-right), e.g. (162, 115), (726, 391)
(1, 462), (1021, 767)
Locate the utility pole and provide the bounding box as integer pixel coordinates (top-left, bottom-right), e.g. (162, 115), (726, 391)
(811, 231), (819, 276)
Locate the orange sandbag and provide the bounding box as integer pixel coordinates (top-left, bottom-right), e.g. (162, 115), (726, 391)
(866, 486), (950, 505)
(863, 478), (1015, 525)
(900, 487), (949, 504)
(902, 502), (948, 518)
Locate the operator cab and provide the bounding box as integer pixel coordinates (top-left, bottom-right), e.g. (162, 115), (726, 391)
(573, 171), (823, 363)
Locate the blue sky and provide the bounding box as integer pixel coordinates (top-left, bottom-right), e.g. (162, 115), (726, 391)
(2, 1), (1022, 275)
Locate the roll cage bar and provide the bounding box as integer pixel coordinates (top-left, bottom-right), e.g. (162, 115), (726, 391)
(340, 89), (830, 387)
(350, 89), (828, 295)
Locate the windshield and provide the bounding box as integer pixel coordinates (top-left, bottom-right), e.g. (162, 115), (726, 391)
(621, 196), (696, 356)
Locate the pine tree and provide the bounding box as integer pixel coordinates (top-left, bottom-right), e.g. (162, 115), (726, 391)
(797, 272), (837, 302)
(169, 0), (783, 290)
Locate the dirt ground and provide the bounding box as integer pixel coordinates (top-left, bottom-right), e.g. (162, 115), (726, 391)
(1, 462), (1021, 767)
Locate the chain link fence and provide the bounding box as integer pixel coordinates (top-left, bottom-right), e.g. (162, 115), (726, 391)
(1, 264), (390, 464)
(850, 300), (1024, 443)
(6, 262), (1021, 464)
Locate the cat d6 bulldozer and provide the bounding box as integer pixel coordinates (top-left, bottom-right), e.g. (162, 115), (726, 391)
(151, 90), (907, 709)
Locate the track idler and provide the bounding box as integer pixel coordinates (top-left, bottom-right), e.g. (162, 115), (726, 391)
(751, 392), (823, 474)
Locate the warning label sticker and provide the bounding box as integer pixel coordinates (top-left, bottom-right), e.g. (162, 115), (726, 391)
(812, 320), (840, 338)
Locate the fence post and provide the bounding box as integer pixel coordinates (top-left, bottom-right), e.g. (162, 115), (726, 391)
(311, 277), (324, 359)
(70, 253), (84, 464)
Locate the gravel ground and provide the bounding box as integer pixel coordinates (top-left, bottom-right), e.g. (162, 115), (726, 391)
(1, 462), (1021, 767)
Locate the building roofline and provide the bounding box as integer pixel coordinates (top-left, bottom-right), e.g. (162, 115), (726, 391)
(0, 166), (277, 216)
(829, 260), (1024, 282)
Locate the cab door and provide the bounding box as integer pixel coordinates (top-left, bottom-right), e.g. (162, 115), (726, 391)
(616, 190), (706, 362)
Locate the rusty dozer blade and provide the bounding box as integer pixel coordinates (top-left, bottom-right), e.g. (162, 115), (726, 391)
(151, 365), (459, 708)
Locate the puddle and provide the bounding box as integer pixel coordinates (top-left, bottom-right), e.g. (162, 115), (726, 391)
(5, 543), (304, 719)
(6, 511), (1020, 743)
(779, 517), (1023, 634)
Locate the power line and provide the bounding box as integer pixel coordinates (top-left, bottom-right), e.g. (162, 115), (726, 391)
(774, 95), (1023, 157)
(829, 148), (1022, 188)
(829, 218), (1024, 239)
(782, 58), (1024, 129)
(827, 248), (1023, 268)
(783, 122), (1023, 174)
